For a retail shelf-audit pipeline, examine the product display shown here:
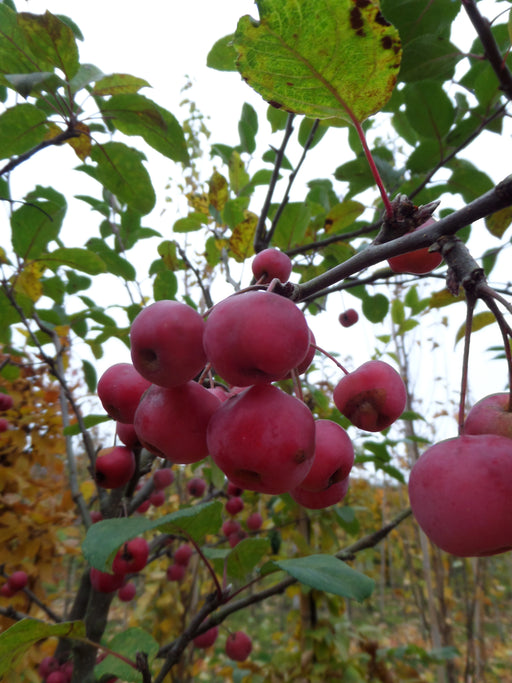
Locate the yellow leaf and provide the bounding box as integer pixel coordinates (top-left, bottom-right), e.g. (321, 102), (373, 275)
(455, 311), (496, 344)
(66, 121), (92, 161)
(428, 288), (465, 308)
(14, 262), (46, 302)
(228, 211), (257, 262)
(208, 170), (229, 212)
(485, 205), (512, 238)
(80, 480), (96, 501)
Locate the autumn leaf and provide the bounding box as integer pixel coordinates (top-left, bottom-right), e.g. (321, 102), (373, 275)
(234, 0), (401, 123)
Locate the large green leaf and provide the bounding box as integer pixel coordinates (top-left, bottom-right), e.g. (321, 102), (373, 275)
(207, 33), (238, 71)
(18, 11), (79, 79)
(11, 186), (66, 260)
(83, 501), (223, 572)
(85, 238), (136, 280)
(0, 4), (43, 77)
(43, 247), (107, 275)
(100, 94), (189, 163)
(0, 103), (47, 159)
(399, 35), (461, 82)
(226, 537), (270, 580)
(404, 81), (455, 140)
(0, 619), (85, 677)
(88, 142), (156, 215)
(380, 0), (459, 45)
(234, 0), (401, 123)
(274, 554), (374, 601)
(94, 628), (159, 683)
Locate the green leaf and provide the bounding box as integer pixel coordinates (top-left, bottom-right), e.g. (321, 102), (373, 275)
(239, 102), (258, 154)
(5, 71), (59, 97)
(485, 206), (512, 238)
(173, 212), (208, 233)
(69, 63), (105, 93)
(234, 0), (401, 123)
(91, 73), (150, 95)
(380, 0), (459, 45)
(88, 142), (156, 215)
(18, 11), (79, 79)
(298, 117), (329, 149)
(324, 200), (365, 234)
(44, 247), (107, 275)
(404, 81), (455, 139)
(207, 34), (237, 71)
(63, 414), (111, 436)
(82, 359), (97, 393)
(455, 311), (495, 344)
(270, 201), (311, 249)
(0, 619), (85, 677)
(0, 103), (47, 159)
(362, 293), (389, 323)
(226, 537), (270, 580)
(399, 35), (461, 82)
(274, 554), (374, 601)
(11, 186), (66, 260)
(94, 628), (159, 683)
(153, 270), (178, 301)
(447, 159), (494, 203)
(83, 501), (223, 572)
(391, 298), (404, 325)
(85, 238), (136, 280)
(100, 94), (189, 163)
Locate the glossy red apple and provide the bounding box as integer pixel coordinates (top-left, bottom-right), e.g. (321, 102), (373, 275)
(252, 247), (292, 283)
(207, 384), (315, 494)
(225, 631), (253, 661)
(97, 363), (151, 424)
(95, 446), (136, 489)
(153, 468), (174, 490)
(408, 434), (512, 556)
(462, 393), (512, 439)
(203, 291), (310, 386)
(130, 300), (207, 388)
(187, 477), (207, 497)
(338, 309), (359, 327)
(90, 568), (125, 593)
(298, 419), (354, 491)
(246, 512), (263, 531)
(290, 476), (350, 509)
(112, 537), (149, 575)
(117, 582), (136, 602)
(134, 382), (220, 464)
(333, 360), (406, 432)
(193, 626), (219, 648)
(387, 218), (442, 275)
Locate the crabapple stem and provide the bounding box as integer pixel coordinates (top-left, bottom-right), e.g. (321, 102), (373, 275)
(312, 344), (350, 375)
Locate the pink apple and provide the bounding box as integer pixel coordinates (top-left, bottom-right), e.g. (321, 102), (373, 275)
(97, 363), (151, 423)
(95, 446), (136, 489)
(225, 631), (253, 661)
(290, 477), (350, 509)
(130, 300), (207, 388)
(298, 419), (354, 491)
(462, 393), (512, 439)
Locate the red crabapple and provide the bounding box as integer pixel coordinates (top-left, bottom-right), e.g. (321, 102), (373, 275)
(207, 384), (315, 494)
(225, 496), (244, 515)
(193, 626), (219, 648)
(137, 500), (151, 514)
(0, 583), (15, 597)
(408, 434), (512, 556)
(246, 512), (263, 531)
(298, 420), (354, 491)
(222, 519), (241, 537)
(7, 570), (28, 592)
(187, 477), (207, 497)
(290, 476), (350, 509)
(153, 468), (174, 489)
(134, 382), (220, 463)
(203, 291), (310, 386)
(0, 393), (13, 410)
(252, 247), (292, 283)
(166, 563), (185, 581)
(225, 631), (253, 662)
(0, 418), (9, 432)
(116, 421), (141, 450)
(227, 481), (244, 497)
(46, 672), (67, 683)
(90, 568), (125, 593)
(112, 537), (149, 575)
(228, 530), (248, 547)
(339, 309), (359, 327)
(38, 656), (59, 679)
(462, 393), (512, 440)
(95, 446), (135, 489)
(97, 363), (151, 424)
(387, 218), (442, 275)
(149, 490), (166, 507)
(130, 300), (207, 388)
(118, 582), (136, 602)
(90, 511), (103, 523)
(333, 360), (406, 432)
(174, 544), (193, 566)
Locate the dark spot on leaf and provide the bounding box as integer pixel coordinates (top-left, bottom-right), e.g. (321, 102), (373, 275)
(350, 7), (364, 32)
(325, 218), (333, 228)
(381, 36), (393, 50)
(286, 82), (294, 87)
(355, 0), (371, 6)
(268, 100), (283, 109)
(375, 11), (391, 26)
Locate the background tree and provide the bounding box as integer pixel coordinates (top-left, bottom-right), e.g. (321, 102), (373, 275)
(1, 0), (512, 681)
